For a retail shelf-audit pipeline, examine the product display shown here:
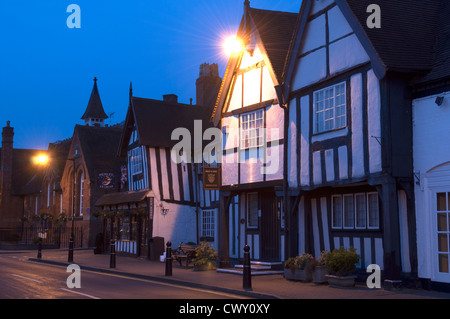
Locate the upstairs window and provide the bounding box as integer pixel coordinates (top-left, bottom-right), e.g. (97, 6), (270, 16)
(240, 109), (264, 149)
(129, 147), (143, 175)
(313, 82), (346, 134)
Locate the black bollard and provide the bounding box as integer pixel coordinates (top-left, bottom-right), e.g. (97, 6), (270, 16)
(37, 237), (42, 259)
(165, 241), (172, 276)
(110, 238), (116, 268)
(243, 244), (252, 290)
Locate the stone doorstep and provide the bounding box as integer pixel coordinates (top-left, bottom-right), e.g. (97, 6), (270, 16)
(216, 268), (284, 276)
(216, 260), (284, 275)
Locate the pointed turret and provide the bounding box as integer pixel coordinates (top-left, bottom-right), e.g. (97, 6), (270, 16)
(81, 77), (108, 127)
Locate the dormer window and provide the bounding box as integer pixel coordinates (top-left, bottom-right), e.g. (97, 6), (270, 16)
(313, 82), (346, 134)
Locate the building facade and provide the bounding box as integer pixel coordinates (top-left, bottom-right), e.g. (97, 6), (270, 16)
(211, 2), (297, 266)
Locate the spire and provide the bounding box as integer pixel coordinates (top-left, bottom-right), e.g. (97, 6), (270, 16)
(81, 77), (108, 126)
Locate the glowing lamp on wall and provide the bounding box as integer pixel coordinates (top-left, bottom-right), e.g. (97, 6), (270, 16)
(223, 36), (244, 56)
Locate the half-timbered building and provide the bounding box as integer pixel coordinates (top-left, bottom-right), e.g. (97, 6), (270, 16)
(281, 0), (442, 286)
(96, 64), (222, 257)
(211, 1), (298, 267)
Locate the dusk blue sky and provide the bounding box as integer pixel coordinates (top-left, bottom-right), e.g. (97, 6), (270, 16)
(0, 0), (301, 150)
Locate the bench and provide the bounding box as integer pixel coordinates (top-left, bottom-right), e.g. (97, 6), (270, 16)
(172, 243), (198, 268)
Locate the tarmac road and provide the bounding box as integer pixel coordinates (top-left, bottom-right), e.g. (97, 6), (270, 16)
(0, 251), (249, 299)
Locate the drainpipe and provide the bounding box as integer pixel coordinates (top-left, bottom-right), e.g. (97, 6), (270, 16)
(275, 84), (289, 258)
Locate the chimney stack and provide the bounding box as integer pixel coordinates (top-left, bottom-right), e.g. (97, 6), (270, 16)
(0, 121), (14, 213)
(196, 63), (222, 107)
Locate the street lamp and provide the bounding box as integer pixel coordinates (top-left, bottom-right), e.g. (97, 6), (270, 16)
(33, 153), (49, 259)
(67, 153), (80, 263)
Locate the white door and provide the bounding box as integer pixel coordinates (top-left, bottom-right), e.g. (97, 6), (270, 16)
(432, 190), (450, 283)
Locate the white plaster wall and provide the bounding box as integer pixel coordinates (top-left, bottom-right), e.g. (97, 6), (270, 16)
(367, 69), (382, 173)
(413, 91), (450, 281)
(329, 34), (370, 75)
(351, 73), (365, 178)
(152, 201), (197, 246)
(149, 148), (161, 200)
(288, 99), (298, 187)
(261, 66), (277, 101)
(222, 115), (239, 150)
(240, 148), (264, 184)
(300, 95), (310, 186)
(292, 48), (327, 91)
(301, 14), (326, 54)
(243, 68), (262, 107)
(338, 145), (348, 180)
(325, 149), (335, 182)
(265, 104), (284, 141)
(311, 0), (335, 15)
(265, 144), (283, 181)
(327, 5), (352, 42)
(222, 152), (238, 186)
(239, 46), (264, 70)
(313, 151), (322, 185)
(228, 74), (242, 111)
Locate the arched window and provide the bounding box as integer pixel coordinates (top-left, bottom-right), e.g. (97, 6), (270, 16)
(79, 171), (84, 217)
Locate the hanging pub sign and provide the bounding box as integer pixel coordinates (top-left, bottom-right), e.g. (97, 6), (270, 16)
(202, 166), (221, 190)
(97, 172), (115, 189)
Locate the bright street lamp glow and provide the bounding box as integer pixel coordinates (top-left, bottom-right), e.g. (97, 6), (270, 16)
(223, 36), (244, 56)
(35, 154), (49, 165)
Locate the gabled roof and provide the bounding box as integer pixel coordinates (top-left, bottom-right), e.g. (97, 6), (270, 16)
(81, 77), (108, 120)
(341, 0), (440, 74)
(413, 0), (450, 86)
(118, 96), (214, 156)
(284, 0), (441, 95)
(249, 8), (298, 84)
(211, 3), (298, 125)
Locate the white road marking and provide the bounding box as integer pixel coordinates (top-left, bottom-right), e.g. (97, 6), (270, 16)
(12, 274), (43, 283)
(60, 288), (101, 299)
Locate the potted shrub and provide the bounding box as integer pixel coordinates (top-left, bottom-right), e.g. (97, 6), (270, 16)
(284, 253), (313, 282)
(193, 242), (218, 271)
(324, 247), (360, 287)
(310, 250), (329, 284)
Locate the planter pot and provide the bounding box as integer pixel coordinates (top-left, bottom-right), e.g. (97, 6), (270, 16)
(312, 266), (328, 284)
(284, 268), (312, 282)
(326, 275), (356, 288)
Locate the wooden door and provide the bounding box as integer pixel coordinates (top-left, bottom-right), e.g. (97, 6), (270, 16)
(260, 192), (280, 261)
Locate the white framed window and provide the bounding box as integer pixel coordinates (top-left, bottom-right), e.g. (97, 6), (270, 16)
(247, 192), (259, 228)
(367, 192), (380, 229)
(332, 195), (343, 229)
(129, 147), (143, 175)
(201, 209), (215, 238)
(332, 192), (380, 230)
(355, 193), (367, 229)
(313, 82), (346, 134)
(240, 109), (264, 149)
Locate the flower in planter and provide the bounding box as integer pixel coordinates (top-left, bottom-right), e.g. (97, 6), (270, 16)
(193, 242), (218, 270)
(324, 247), (360, 277)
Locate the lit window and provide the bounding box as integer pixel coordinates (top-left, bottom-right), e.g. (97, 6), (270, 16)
(313, 82), (346, 134)
(240, 109), (264, 149)
(332, 192), (379, 230)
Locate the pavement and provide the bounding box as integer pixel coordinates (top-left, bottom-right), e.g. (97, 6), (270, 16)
(8, 248), (450, 299)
